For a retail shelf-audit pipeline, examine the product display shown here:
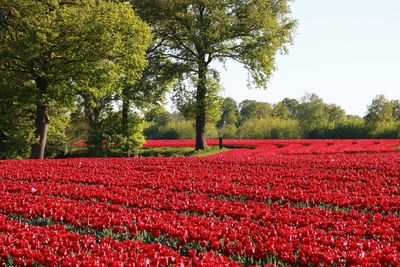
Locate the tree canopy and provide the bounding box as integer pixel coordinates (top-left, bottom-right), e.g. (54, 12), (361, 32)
(0, 0), (151, 158)
(131, 0), (296, 149)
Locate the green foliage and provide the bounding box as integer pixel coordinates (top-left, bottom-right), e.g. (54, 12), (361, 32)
(272, 102), (291, 119)
(0, 81), (35, 159)
(87, 111), (145, 156)
(239, 118), (302, 139)
(113, 115), (146, 156)
(144, 119), (195, 140)
(218, 124), (238, 139)
(0, 124), (34, 159)
(370, 121), (400, 138)
(278, 98), (300, 119)
(295, 93), (346, 138)
(310, 116), (370, 139)
(45, 106), (71, 158)
(365, 95), (395, 131)
(165, 120), (196, 139)
(239, 100), (273, 124)
(391, 100), (400, 121)
(1, 0), (151, 102)
(144, 107), (177, 139)
(144, 119), (219, 140)
(217, 97), (239, 128)
(0, 0), (151, 158)
(132, 0), (296, 148)
(132, 0), (296, 86)
(172, 70), (223, 124)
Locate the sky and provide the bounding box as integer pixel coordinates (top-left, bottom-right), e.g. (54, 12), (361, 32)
(215, 0), (400, 116)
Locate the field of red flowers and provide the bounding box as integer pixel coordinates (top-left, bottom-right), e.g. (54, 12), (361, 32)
(0, 139), (399, 266)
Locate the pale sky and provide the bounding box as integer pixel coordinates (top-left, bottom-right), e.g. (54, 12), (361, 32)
(216, 0), (400, 116)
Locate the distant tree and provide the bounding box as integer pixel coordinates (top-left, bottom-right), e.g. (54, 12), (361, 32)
(239, 117), (301, 139)
(216, 97), (239, 138)
(131, 0), (296, 149)
(322, 116), (369, 139)
(217, 98), (239, 128)
(296, 93), (327, 136)
(296, 93), (346, 137)
(391, 100), (400, 121)
(365, 95), (394, 129)
(272, 102), (290, 119)
(280, 98), (300, 119)
(0, 0), (151, 158)
(144, 107), (177, 139)
(326, 104), (346, 123)
(239, 100), (273, 124)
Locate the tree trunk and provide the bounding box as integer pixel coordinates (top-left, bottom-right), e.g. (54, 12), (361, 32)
(195, 62), (207, 150)
(122, 96), (129, 135)
(83, 94), (104, 153)
(31, 78), (50, 159)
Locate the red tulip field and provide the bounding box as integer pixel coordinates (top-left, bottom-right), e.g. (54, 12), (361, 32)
(0, 139), (399, 266)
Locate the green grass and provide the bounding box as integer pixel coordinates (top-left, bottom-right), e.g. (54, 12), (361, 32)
(59, 146), (228, 158)
(139, 146), (228, 157)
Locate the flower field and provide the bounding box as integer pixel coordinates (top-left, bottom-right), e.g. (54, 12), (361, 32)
(0, 140), (399, 266)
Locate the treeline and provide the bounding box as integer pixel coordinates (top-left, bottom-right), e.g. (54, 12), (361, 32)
(145, 94), (400, 140)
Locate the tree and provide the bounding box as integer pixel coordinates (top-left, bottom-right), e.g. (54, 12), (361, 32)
(272, 102), (290, 119)
(365, 95), (394, 129)
(238, 117), (301, 139)
(391, 100), (400, 121)
(172, 70), (223, 126)
(325, 116), (369, 139)
(296, 93), (346, 137)
(217, 97), (239, 128)
(131, 0), (296, 149)
(216, 97), (239, 138)
(120, 40), (185, 138)
(239, 100), (273, 124)
(272, 97), (300, 119)
(326, 104), (346, 123)
(280, 98), (300, 119)
(0, 0), (151, 158)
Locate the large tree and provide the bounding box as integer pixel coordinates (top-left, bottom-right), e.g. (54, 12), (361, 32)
(131, 0), (296, 149)
(0, 0), (151, 159)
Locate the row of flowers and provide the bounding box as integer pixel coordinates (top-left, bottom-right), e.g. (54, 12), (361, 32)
(0, 214), (240, 267)
(0, 139), (399, 266)
(1, 152), (398, 214)
(0, 188), (398, 265)
(143, 139), (400, 155)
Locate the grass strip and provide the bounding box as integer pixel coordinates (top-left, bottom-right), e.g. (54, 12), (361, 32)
(139, 146), (229, 157)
